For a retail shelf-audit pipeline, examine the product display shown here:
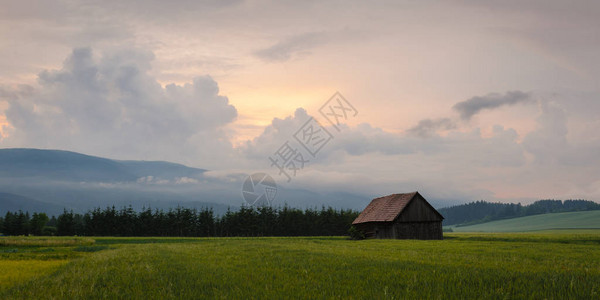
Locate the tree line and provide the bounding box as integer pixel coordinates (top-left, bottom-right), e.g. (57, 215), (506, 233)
(439, 199), (600, 226)
(0, 206), (360, 237)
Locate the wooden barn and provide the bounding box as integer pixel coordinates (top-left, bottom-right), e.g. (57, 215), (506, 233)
(352, 192), (444, 240)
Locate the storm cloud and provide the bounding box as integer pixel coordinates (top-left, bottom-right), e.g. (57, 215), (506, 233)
(407, 118), (456, 138)
(453, 91), (533, 120)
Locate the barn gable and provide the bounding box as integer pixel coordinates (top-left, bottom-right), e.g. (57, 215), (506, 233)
(352, 191), (444, 240)
(395, 192), (444, 222)
(352, 192), (443, 225)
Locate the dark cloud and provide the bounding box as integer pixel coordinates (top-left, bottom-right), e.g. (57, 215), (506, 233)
(453, 91), (532, 120)
(407, 118), (456, 138)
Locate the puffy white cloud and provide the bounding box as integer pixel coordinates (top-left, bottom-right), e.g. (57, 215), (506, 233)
(239, 102), (530, 203)
(238, 88), (600, 203)
(241, 107), (311, 160)
(1, 47), (237, 168)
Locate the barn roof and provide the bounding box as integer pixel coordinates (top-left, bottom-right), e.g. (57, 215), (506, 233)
(352, 192), (442, 224)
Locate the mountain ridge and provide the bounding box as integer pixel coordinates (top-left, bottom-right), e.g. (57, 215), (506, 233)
(0, 148), (206, 182)
(0, 148), (378, 214)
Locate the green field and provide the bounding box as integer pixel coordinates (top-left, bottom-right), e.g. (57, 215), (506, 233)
(1, 233), (600, 299)
(452, 210), (600, 232)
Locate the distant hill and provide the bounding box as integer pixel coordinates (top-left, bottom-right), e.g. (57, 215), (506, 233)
(0, 148), (225, 215)
(439, 199), (600, 226)
(451, 210), (600, 232)
(0, 148), (205, 182)
(0, 148), (137, 182)
(117, 160), (206, 179)
(0, 192), (65, 216)
(0, 148), (383, 215)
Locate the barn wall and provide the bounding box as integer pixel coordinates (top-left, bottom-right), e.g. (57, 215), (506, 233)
(392, 221), (442, 240)
(355, 221), (443, 240)
(395, 194), (443, 222)
(354, 223), (379, 239)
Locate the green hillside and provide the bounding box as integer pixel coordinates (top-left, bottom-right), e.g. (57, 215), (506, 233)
(452, 210), (600, 232)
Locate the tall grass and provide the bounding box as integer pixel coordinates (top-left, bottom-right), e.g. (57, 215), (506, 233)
(0, 237), (95, 247)
(0, 260), (68, 293)
(2, 233), (600, 299)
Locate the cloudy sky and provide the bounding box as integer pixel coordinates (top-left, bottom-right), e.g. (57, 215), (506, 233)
(1, 0), (600, 204)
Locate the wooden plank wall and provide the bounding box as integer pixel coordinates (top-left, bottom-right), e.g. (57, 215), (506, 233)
(396, 195), (443, 222)
(357, 221), (443, 240)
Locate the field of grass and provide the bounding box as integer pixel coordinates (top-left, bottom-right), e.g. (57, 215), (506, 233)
(452, 210), (600, 232)
(1, 233), (600, 299)
(0, 237), (95, 247)
(0, 237), (97, 296)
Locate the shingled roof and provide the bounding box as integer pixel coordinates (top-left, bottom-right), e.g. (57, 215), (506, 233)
(352, 192), (423, 224)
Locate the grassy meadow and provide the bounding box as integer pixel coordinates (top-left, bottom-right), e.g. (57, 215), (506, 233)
(1, 233), (600, 299)
(452, 210), (600, 232)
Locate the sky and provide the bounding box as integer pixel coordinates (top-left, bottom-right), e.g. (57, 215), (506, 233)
(1, 0), (600, 205)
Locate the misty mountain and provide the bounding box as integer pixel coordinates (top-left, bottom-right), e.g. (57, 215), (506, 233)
(0, 192), (65, 216)
(0, 148), (137, 182)
(0, 148), (224, 215)
(0, 148), (382, 215)
(0, 148), (205, 182)
(117, 160), (206, 180)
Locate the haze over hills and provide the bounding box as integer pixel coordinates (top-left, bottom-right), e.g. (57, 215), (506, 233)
(0, 148), (206, 182)
(2, 148), (599, 225)
(0, 148), (374, 215)
(0, 148), (223, 215)
(0, 149), (130, 182)
(0, 192), (65, 216)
